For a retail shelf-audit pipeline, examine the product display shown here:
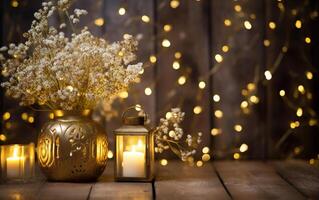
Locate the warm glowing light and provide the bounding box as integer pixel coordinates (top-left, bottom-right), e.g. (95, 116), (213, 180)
(21, 113), (28, 120)
(149, 55), (157, 63)
(214, 110), (223, 118)
(144, 87), (152, 96)
(0, 134), (6, 141)
(3, 112), (11, 121)
(282, 46), (288, 52)
(309, 119), (317, 126)
(211, 128), (221, 136)
(296, 108), (303, 117)
(239, 144), (248, 152)
(247, 83), (256, 91)
(170, 0), (180, 8)
(28, 116), (35, 123)
(213, 94), (220, 102)
(233, 153), (240, 160)
(306, 71), (313, 80)
(178, 76), (186, 85)
(175, 52), (182, 59)
(269, 21), (276, 29)
(202, 147), (210, 154)
(222, 45), (229, 52)
(169, 130), (176, 137)
(264, 39), (271, 47)
(94, 18), (104, 26)
(215, 54), (223, 63)
(250, 95), (259, 104)
(305, 37), (311, 44)
(295, 20), (302, 29)
(224, 19), (232, 26)
(298, 85), (305, 94)
(166, 112), (172, 119)
(160, 159), (168, 166)
(264, 70), (272, 80)
(193, 106), (202, 114)
(244, 21), (252, 30)
(141, 15), (150, 23)
(162, 39), (171, 47)
(198, 81), (206, 89)
(11, 0), (19, 7)
(234, 5), (242, 12)
(279, 90), (285, 97)
(290, 122), (296, 129)
(196, 160), (203, 167)
(107, 150), (114, 159)
(202, 154), (210, 162)
(309, 159), (315, 165)
(163, 24), (172, 32)
(119, 91), (128, 99)
(241, 101), (248, 108)
(172, 61), (180, 70)
(234, 124), (243, 132)
(135, 104), (142, 111)
(118, 7), (126, 15)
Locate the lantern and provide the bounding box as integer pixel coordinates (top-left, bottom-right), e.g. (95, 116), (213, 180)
(0, 143), (35, 182)
(114, 107), (154, 181)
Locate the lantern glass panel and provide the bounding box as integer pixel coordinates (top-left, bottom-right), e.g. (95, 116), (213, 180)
(0, 143), (35, 181)
(116, 135), (147, 178)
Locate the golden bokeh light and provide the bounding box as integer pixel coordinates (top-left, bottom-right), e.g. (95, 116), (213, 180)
(3, 112), (11, 121)
(162, 39), (171, 47)
(193, 106), (202, 114)
(198, 81), (206, 89)
(244, 20), (252, 30)
(224, 19), (232, 26)
(269, 21), (276, 29)
(160, 159), (168, 166)
(211, 128), (221, 136)
(144, 87), (152, 96)
(175, 52), (182, 59)
(141, 15), (150, 23)
(264, 70), (272, 80)
(118, 7), (126, 15)
(163, 24), (172, 32)
(239, 143), (248, 152)
(149, 55), (157, 63)
(178, 76), (186, 85)
(214, 110), (223, 118)
(306, 71), (313, 80)
(94, 18), (104, 26)
(172, 61), (180, 70)
(215, 54), (223, 63)
(234, 5), (242, 12)
(222, 45), (229, 52)
(213, 94), (220, 102)
(202, 147), (210, 154)
(305, 37), (311, 44)
(295, 20), (302, 29)
(202, 154), (211, 162)
(119, 91), (128, 99)
(298, 85), (305, 94)
(296, 107), (303, 117)
(233, 153), (240, 160)
(234, 124), (243, 132)
(279, 90), (286, 97)
(170, 0), (180, 9)
(196, 160), (203, 167)
(107, 150), (114, 159)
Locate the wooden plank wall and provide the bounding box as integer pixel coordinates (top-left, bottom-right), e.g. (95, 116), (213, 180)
(1, 0), (318, 159)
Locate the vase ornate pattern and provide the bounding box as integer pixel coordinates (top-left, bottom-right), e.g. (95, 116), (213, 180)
(37, 115), (108, 181)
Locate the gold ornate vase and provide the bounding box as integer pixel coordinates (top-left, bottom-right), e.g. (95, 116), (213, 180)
(37, 112), (108, 182)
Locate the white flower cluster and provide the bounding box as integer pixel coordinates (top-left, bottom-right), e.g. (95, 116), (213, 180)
(154, 108), (202, 161)
(1, 0), (142, 111)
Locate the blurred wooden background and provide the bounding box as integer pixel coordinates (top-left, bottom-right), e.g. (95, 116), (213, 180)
(1, 0), (319, 160)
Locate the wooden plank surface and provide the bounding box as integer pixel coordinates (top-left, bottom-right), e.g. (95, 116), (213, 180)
(273, 160), (319, 199)
(214, 161), (305, 199)
(155, 161), (230, 200)
(89, 161), (153, 200)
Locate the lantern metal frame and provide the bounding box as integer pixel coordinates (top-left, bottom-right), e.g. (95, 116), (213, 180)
(114, 107), (154, 182)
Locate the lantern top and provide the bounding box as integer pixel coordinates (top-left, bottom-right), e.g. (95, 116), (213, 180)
(122, 106), (147, 126)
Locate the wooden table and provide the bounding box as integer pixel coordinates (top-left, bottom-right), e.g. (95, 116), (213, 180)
(0, 160), (318, 200)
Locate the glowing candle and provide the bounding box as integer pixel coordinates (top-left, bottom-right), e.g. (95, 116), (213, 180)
(122, 143), (145, 177)
(6, 145), (25, 178)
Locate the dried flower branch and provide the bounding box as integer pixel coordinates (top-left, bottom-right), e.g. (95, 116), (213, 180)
(153, 108), (202, 161)
(0, 0), (142, 111)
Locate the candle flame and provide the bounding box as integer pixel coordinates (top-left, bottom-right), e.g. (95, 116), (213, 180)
(13, 145), (19, 158)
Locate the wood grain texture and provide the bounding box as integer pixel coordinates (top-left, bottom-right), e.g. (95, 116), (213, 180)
(273, 160), (319, 199)
(89, 161), (153, 200)
(155, 161), (230, 200)
(214, 161), (305, 200)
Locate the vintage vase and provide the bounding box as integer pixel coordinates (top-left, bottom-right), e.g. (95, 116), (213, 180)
(37, 111), (108, 181)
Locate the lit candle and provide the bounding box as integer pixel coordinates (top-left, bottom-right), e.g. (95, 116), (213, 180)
(6, 145), (25, 178)
(122, 143), (145, 177)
